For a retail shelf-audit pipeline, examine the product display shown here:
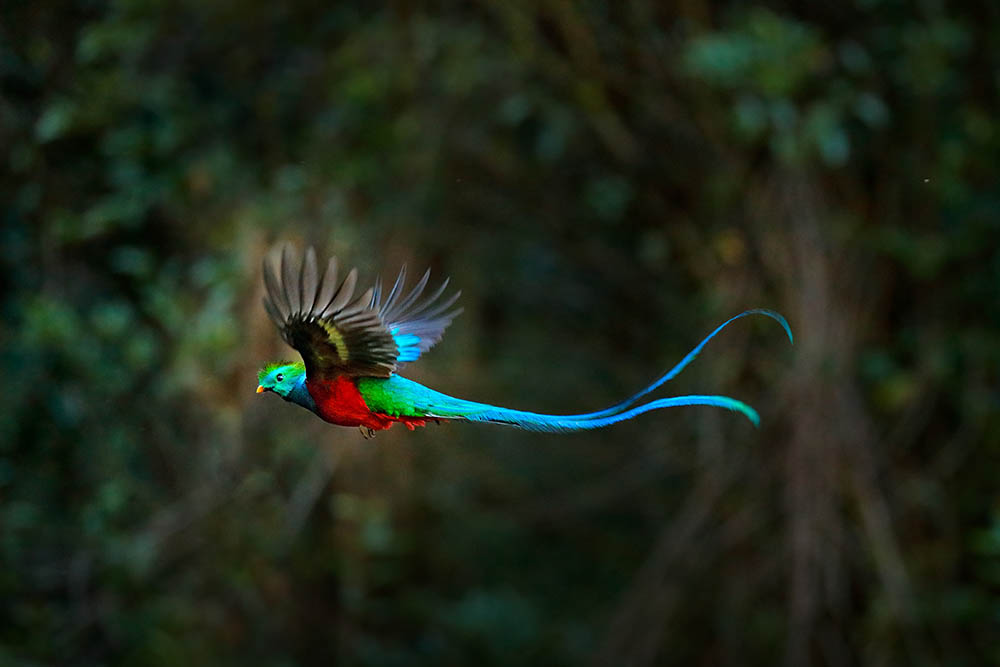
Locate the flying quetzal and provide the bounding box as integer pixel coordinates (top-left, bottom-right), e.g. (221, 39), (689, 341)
(256, 245), (792, 436)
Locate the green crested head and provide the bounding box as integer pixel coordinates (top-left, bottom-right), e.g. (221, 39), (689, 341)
(256, 360), (307, 399)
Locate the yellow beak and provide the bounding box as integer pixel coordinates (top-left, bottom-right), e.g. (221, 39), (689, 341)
(256, 385), (265, 394)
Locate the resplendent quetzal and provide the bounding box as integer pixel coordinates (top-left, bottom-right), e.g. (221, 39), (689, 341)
(256, 245), (792, 436)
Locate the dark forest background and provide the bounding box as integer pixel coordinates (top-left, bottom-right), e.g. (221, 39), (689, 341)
(2, 1), (999, 665)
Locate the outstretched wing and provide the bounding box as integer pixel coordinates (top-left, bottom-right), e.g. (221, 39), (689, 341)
(368, 265), (463, 364)
(262, 245), (396, 379)
(262, 245), (461, 379)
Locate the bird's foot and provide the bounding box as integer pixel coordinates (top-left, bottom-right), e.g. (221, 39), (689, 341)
(359, 426), (376, 440)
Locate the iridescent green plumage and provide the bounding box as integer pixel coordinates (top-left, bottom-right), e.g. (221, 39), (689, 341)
(257, 360), (296, 384)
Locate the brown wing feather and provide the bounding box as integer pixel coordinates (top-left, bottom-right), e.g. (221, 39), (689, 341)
(262, 244), (399, 379)
(263, 244), (463, 374)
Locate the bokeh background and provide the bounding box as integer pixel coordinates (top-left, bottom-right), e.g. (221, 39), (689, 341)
(2, 1), (999, 665)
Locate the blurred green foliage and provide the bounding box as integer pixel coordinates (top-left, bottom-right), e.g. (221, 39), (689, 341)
(2, 1), (999, 665)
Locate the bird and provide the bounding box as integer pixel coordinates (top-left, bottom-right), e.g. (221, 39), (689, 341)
(256, 245), (792, 437)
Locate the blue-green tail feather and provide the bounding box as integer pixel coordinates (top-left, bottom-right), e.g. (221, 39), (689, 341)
(427, 394), (759, 432)
(359, 308), (791, 432)
(570, 308), (792, 421)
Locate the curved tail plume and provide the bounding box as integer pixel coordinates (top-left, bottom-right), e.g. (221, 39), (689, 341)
(435, 394), (762, 432)
(570, 308), (793, 421)
(384, 309), (793, 431)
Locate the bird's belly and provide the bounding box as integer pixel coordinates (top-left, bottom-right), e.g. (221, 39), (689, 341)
(306, 376), (390, 429)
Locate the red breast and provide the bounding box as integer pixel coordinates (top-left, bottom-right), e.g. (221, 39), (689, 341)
(306, 376), (377, 427)
(305, 376), (433, 432)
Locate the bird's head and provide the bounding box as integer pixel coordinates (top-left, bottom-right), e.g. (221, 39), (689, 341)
(256, 361), (306, 400)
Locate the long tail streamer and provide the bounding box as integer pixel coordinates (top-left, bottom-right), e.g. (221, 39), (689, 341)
(572, 308), (792, 421)
(436, 394), (765, 432)
(418, 309), (792, 431)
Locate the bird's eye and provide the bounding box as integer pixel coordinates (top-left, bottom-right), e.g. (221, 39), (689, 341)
(276, 373), (284, 382)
